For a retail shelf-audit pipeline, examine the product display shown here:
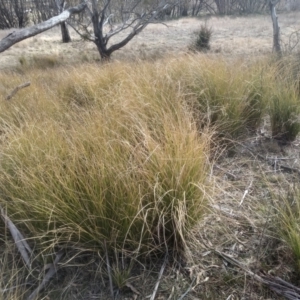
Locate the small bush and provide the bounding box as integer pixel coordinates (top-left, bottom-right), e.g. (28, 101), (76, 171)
(190, 24), (213, 52)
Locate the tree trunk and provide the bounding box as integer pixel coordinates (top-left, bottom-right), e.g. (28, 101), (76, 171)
(94, 39), (111, 61)
(215, 0), (226, 14)
(269, 0), (281, 55)
(60, 22), (71, 43)
(0, 3), (86, 53)
(56, 0), (71, 43)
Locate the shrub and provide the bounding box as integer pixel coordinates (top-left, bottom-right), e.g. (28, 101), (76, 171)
(190, 24), (213, 52)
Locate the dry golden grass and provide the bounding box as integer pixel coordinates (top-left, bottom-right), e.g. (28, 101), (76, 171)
(0, 58), (212, 299)
(1, 12), (300, 300)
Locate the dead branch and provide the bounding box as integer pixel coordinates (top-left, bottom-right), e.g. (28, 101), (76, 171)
(0, 205), (33, 269)
(150, 254), (168, 300)
(215, 250), (300, 300)
(27, 250), (64, 300)
(5, 82), (31, 100)
(0, 2), (86, 53)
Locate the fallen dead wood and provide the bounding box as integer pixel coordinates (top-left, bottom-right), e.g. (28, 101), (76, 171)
(28, 250), (64, 300)
(241, 144), (300, 177)
(0, 3), (86, 53)
(215, 250), (300, 300)
(6, 82), (31, 100)
(0, 205), (33, 268)
(0, 205), (64, 299)
(150, 254), (168, 300)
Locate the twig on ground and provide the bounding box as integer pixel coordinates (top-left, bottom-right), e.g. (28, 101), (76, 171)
(150, 254), (168, 300)
(241, 145), (300, 176)
(167, 286), (175, 300)
(104, 241), (114, 300)
(214, 250), (300, 300)
(28, 250), (64, 300)
(178, 278), (196, 300)
(5, 82), (31, 100)
(239, 179), (253, 206)
(213, 164), (237, 181)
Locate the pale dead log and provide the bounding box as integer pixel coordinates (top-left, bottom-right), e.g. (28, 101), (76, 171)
(0, 205), (33, 268)
(6, 82), (31, 100)
(0, 2), (86, 53)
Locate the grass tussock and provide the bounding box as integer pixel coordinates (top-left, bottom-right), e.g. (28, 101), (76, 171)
(190, 24), (213, 52)
(268, 57), (300, 141)
(171, 56), (268, 139)
(18, 54), (63, 70)
(271, 184), (300, 272)
(0, 61), (211, 259)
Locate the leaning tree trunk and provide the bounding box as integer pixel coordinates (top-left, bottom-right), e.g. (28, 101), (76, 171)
(269, 0), (281, 55)
(0, 3), (86, 53)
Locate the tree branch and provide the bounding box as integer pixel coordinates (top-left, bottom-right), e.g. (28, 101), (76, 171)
(0, 2), (87, 53)
(106, 4), (172, 55)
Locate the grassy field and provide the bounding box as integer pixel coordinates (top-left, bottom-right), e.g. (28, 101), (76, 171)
(1, 11), (300, 300)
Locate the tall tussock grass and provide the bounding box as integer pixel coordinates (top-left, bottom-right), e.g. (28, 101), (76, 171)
(270, 183), (300, 272)
(268, 57), (300, 141)
(170, 56), (267, 139)
(0, 61), (210, 261)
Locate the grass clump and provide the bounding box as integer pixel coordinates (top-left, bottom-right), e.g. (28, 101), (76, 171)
(179, 57), (267, 139)
(190, 24), (213, 52)
(0, 62), (210, 261)
(269, 87), (300, 142)
(267, 59), (300, 142)
(2, 54), (300, 293)
(31, 54), (62, 69)
(267, 60), (300, 142)
(17, 54), (62, 72)
(272, 185), (300, 272)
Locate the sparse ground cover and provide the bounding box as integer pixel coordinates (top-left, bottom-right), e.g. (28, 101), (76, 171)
(1, 11), (300, 300)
